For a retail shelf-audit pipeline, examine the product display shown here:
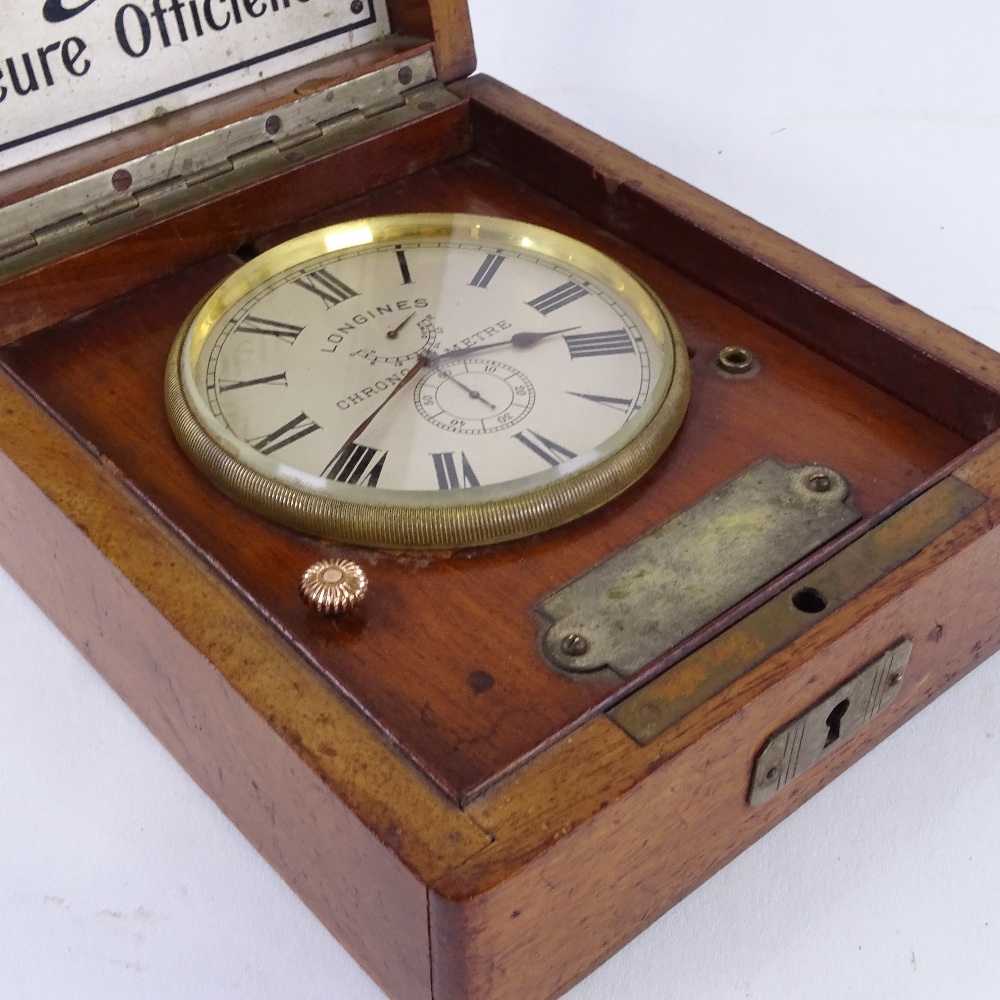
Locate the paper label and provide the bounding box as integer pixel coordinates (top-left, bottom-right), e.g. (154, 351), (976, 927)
(0, 0), (391, 172)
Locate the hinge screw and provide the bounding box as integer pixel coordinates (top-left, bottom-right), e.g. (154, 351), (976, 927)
(561, 634), (590, 657)
(807, 472), (833, 493)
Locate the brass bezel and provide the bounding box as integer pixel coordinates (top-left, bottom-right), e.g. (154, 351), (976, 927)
(165, 213), (691, 549)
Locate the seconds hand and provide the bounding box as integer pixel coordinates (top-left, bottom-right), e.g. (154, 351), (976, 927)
(339, 353), (428, 450)
(443, 373), (497, 410)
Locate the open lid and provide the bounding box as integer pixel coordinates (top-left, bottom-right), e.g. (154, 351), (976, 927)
(0, 1), (474, 203)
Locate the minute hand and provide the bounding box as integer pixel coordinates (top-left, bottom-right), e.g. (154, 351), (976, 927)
(428, 326), (580, 363)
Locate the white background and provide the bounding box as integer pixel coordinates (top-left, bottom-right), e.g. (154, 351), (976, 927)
(2, 1), (1000, 998)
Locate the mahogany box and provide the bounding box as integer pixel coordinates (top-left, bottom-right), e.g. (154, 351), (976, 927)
(1, 2), (998, 998)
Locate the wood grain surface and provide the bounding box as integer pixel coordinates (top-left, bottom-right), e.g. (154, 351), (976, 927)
(1, 145), (972, 802)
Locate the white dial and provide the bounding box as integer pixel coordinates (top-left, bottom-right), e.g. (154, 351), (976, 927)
(167, 214), (690, 548)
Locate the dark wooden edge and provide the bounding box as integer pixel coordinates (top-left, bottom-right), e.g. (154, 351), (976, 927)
(452, 75), (1000, 443)
(386, 0), (477, 82)
(0, 99), (473, 344)
(0, 365), (496, 1000)
(424, 441), (1000, 1000)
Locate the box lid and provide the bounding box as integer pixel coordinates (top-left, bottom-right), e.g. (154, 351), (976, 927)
(0, 0), (474, 278)
(1, 1), (474, 174)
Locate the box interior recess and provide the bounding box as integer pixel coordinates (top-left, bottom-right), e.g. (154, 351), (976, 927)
(1, 85), (994, 805)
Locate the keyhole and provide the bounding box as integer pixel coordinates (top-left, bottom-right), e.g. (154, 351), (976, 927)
(824, 699), (851, 748)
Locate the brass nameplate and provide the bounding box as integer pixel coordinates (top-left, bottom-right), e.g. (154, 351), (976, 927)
(610, 475), (985, 745)
(537, 460), (859, 676)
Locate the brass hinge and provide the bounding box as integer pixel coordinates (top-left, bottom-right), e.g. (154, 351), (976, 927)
(0, 51), (452, 277)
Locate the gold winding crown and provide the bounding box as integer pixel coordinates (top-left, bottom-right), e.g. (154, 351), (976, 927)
(300, 558), (368, 615)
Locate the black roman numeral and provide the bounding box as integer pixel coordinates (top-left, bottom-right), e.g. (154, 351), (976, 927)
(563, 329), (635, 359)
(324, 442), (388, 487)
(249, 412), (321, 455)
(513, 429), (577, 467)
(219, 372), (288, 392)
(294, 268), (359, 308)
(469, 253), (505, 289)
(395, 246), (413, 285)
(526, 281), (588, 315)
(566, 390), (633, 413)
(239, 315), (304, 344)
(432, 452), (481, 490)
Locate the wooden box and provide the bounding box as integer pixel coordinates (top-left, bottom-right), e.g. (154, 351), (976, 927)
(2, 3), (999, 998)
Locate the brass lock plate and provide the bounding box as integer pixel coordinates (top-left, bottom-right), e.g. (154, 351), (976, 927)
(607, 474), (984, 746)
(748, 638), (913, 806)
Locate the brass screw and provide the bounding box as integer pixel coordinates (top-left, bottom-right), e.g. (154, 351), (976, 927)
(561, 634), (590, 657)
(715, 346), (756, 376)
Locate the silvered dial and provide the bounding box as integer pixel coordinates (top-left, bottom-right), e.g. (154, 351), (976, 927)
(166, 213), (690, 548)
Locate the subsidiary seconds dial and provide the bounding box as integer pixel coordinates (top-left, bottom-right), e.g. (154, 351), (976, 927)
(166, 213), (691, 548)
(415, 359), (536, 435)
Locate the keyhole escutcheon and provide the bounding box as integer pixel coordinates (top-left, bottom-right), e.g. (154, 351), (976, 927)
(824, 698), (851, 748)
